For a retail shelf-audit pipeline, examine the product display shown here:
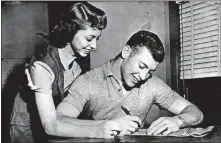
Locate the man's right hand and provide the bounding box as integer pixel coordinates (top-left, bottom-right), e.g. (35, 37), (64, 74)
(92, 120), (121, 138)
(92, 115), (141, 138)
(112, 115), (142, 136)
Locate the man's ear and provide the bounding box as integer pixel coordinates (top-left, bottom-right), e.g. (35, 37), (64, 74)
(121, 45), (131, 59)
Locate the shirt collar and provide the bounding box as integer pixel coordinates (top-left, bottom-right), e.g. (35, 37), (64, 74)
(103, 59), (115, 77)
(103, 59), (122, 91)
(58, 48), (77, 70)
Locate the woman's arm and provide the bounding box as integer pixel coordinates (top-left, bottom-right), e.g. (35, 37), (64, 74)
(26, 62), (120, 138)
(35, 92), (109, 137)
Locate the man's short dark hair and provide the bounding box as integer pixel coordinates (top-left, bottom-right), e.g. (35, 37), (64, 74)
(126, 30), (165, 63)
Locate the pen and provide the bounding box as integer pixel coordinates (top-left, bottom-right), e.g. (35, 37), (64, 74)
(121, 105), (131, 115)
(121, 106), (141, 129)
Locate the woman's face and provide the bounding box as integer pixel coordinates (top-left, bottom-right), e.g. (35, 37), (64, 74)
(71, 25), (102, 57)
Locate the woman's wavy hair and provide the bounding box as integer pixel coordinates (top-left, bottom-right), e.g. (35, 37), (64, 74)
(50, 2), (107, 48)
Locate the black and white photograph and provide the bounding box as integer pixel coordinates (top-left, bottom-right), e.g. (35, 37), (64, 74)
(1, 1), (221, 142)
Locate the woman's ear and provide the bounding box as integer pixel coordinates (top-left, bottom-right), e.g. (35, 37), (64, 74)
(121, 45), (131, 59)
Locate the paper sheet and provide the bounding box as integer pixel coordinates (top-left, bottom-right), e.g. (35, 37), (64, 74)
(129, 126), (214, 137)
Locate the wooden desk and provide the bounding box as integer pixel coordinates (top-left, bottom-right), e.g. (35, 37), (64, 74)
(48, 126), (221, 143)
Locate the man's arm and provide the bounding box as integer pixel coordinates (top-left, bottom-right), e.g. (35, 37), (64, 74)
(55, 71), (143, 137)
(147, 97), (203, 135)
(168, 97), (203, 128)
(57, 100), (143, 136)
(146, 77), (203, 135)
(56, 101), (107, 126)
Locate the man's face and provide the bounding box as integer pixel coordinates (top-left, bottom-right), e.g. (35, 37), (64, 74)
(121, 46), (159, 88)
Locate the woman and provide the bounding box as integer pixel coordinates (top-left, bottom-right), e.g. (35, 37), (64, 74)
(10, 2), (107, 142)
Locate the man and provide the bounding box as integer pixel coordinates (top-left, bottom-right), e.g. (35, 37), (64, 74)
(57, 30), (203, 138)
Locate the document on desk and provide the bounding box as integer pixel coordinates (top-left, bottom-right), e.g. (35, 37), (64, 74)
(129, 126), (214, 137)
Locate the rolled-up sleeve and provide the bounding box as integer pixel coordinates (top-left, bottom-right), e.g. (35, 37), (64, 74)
(25, 61), (55, 95)
(151, 76), (181, 109)
(62, 74), (90, 113)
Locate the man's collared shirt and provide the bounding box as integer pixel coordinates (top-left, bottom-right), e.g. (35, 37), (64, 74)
(62, 59), (181, 123)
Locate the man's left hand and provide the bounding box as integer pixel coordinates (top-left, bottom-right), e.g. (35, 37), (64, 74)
(146, 116), (182, 136)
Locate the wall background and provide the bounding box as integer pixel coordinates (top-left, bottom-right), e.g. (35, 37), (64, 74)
(2, 1), (49, 85)
(1, 2), (49, 142)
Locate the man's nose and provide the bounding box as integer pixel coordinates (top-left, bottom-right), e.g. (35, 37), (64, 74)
(140, 70), (150, 81)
